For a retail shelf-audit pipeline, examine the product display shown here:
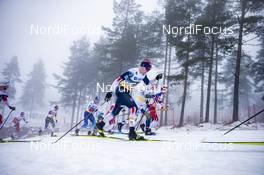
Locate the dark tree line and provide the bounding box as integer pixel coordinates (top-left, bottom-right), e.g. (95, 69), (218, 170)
(20, 60), (46, 116)
(164, 0), (264, 126)
(57, 0), (165, 127)
(2, 57), (47, 117)
(56, 0), (264, 127)
(2, 0), (263, 127)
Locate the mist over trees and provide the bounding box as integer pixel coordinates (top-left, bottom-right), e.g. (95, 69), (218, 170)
(163, 0), (263, 126)
(54, 0), (264, 127)
(1, 56), (21, 100)
(20, 60), (46, 117)
(2, 0), (263, 127)
(54, 36), (100, 127)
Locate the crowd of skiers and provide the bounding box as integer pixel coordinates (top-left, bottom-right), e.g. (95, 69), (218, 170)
(1, 59), (168, 140)
(75, 59), (168, 140)
(0, 81), (60, 139)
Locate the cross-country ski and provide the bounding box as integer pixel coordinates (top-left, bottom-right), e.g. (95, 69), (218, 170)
(1, 0), (264, 175)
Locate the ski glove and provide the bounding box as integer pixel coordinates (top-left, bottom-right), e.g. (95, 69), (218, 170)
(105, 92), (113, 102)
(155, 74), (163, 80)
(9, 106), (15, 110)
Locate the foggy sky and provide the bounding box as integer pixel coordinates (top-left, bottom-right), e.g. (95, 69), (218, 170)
(0, 0), (260, 116)
(0, 0), (160, 112)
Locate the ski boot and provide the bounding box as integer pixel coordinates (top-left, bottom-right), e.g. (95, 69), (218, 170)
(96, 121), (105, 137)
(51, 132), (57, 137)
(117, 122), (124, 133)
(11, 134), (16, 140)
(98, 129), (105, 137)
(38, 129), (42, 136)
(128, 127), (145, 140)
(75, 128), (80, 136)
(140, 123), (145, 132)
(107, 130), (114, 135)
(145, 128), (156, 135)
(91, 130), (97, 136)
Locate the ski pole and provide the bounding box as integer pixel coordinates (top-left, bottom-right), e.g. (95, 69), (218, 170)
(53, 101), (106, 144)
(224, 108), (264, 135)
(135, 113), (145, 131)
(135, 106), (149, 131)
(0, 109), (14, 130)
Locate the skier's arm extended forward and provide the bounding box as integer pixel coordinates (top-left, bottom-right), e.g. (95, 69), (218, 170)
(2, 94), (15, 110)
(105, 71), (132, 102)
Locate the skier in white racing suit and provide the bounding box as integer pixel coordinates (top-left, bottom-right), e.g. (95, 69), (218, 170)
(100, 59), (162, 140)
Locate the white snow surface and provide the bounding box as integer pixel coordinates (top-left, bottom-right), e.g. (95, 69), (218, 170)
(1, 125), (264, 175)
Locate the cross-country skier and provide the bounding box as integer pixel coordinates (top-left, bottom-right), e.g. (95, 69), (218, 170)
(11, 112), (28, 139)
(42, 105), (59, 137)
(0, 82), (15, 126)
(102, 59), (163, 140)
(96, 112), (105, 136)
(104, 103), (116, 134)
(144, 86), (167, 135)
(75, 96), (100, 136)
(105, 106), (127, 134)
(135, 84), (167, 135)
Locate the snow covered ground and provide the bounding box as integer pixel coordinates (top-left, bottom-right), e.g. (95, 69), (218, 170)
(0, 125), (264, 175)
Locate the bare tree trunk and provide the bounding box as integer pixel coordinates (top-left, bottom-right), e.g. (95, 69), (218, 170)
(200, 36), (206, 123)
(205, 34), (215, 122)
(179, 2), (193, 127)
(214, 42), (218, 124)
(164, 44), (172, 125)
(160, 36), (168, 126)
(29, 96), (34, 118)
(75, 90), (82, 125)
(205, 0), (219, 123)
(179, 34), (190, 127)
(200, 61), (205, 123)
(70, 88), (78, 128)
(233, 0), (246, 122)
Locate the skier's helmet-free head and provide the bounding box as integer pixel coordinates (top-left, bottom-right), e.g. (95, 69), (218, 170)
(20, 112), (25, 116)
(54, 105), (59, 110)
(161, 85), (168, 93)
(97, 112), (104, 119)
(155, 95), (164, 103)
(140, 59), (152, 72)
(94, 96), (100, 104)
(0, 81), (9, 91)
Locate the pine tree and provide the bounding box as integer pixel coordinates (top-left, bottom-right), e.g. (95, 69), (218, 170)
(55, 36), (98, 127)
(1, 56), (21, 100)
(221, 51), (256, 121)
(137, 10), (165, 60)
(203, 0), (229, 123)
(251, 33), (264, 102)
(165, 0), (202, 127)
(101, 0), (143, 74)
(231, 0), (264, 122)
(20, 60), (46, 116)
